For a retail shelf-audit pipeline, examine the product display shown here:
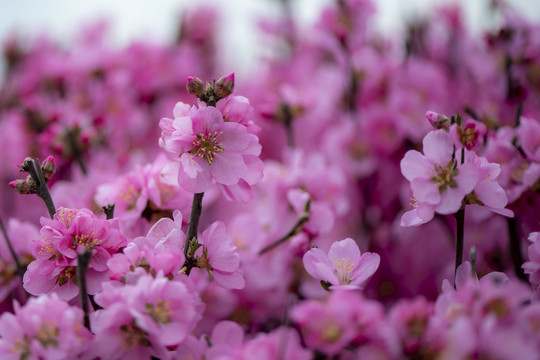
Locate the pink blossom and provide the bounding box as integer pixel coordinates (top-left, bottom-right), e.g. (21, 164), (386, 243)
(23, 207), (127, 300)
(400, 130), (479, 226)
(195, 221), (245, 289)
(91, 274), (203, 359)
(523, 232), (540, 287)
(291, 289), (386, 356)
(159, 103), (263, 196)
(449, 118), (487, 150)
(516, 117), (540, 162)
(463, 151), (514, 217)
(238, 327), (311, 360)
(0, 294), (92, 360)
(303, 238), (380, 290)
(107, 210), (186, 283)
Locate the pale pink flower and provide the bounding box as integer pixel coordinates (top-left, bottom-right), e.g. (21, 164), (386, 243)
(303, 238), (380, 290)
(195, 221), (245, 289)
(400, 130), (479, 226)
(0, 294), (92, 360)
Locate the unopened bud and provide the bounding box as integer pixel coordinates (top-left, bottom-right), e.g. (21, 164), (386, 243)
(20, 157), (34, 172)
(426, 111), (450, 130)
(186, 76), (205, 97)
(214, 72), (235, 99)
(9, 179), (33, 194)
(40, 155), (56, 182)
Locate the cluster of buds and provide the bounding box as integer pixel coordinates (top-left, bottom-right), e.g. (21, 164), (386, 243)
(9, 156), (56, 195)
(186, 72), (235, 106)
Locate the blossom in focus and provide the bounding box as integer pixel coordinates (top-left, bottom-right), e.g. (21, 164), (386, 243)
(159, 98), (263, 198)
(303, 238), (380, 290)
(23, 207), (127, 300)
(400, 130), (479, 226)
(195, 221), (245, 289)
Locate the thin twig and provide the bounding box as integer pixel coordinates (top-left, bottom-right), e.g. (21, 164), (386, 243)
(0, 216), (26, 290)
(22, 158), (56, 218)
(259, 212), (309, 255)
(453, 207), (465, 288)
(183, 193), (204, 274)
(77, 250), (92, 330)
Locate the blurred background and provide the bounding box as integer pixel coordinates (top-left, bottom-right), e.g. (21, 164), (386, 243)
(1, 0), (540, 80)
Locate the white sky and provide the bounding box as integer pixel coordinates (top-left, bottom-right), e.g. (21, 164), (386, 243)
(1, 0), (540, 79)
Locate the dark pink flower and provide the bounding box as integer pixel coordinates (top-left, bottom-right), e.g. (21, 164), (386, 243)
(159, 103), (262, 196)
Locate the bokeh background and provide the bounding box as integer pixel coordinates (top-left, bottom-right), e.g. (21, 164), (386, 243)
(2, 0), (540, 81)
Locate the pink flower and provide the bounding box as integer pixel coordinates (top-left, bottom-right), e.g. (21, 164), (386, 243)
(400, 130), (479, 226)
(449, 118), (487, 150)
(159, 103), (263, 196)
(463, 151), (514, 217)
(303, 238), (380, 290)
(91, 274), (203, 359)
(516, 117), (540, 162)
(195, 221), (245, 289)
(523, 232), (540, 287)
(23, 207), (127, 300)
(107, 210), (186, 283)
(0, 294), (92, 360)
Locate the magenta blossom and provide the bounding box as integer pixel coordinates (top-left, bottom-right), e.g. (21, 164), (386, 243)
(303, 238), (380, 290)
(23, 207), (127, 300)
(449, 118), (487, 150)
(400, 130), (479, 226)
(195, 221), (245, 289)
(159, 102), (263, 196)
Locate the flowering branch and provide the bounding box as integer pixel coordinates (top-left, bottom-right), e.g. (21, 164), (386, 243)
(183, 192), (204, 275)
(20, 158), (56, 218)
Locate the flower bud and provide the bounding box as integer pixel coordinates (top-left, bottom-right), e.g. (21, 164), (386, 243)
(214, 72), (235, 99)
(186, 76), (205, 97)
(426, 111), (450, 130)
(41, 155), (56, 182)
(9, 179), (33, 194)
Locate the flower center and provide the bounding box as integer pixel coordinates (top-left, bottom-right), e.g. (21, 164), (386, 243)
(35, 322), (59, 348)
(56, 208), (78, 228)
(72, 229), (102, 250)
(333, 256), (354, 284)
(191, 131), (223, 165)
(120, 320), (151, 349)
(430, 160), (458, 193)
(56, 266), (76, 286)
(146, 300), (173, 324)
(461, 125), (479, 148)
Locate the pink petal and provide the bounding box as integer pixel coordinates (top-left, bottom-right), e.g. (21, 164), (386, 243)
(422, 130), (453, 165)
(435, 187), (464, 215)
(328, 238), (360, 266)
(211, 152), (247, 185)
(411, 178), (441, 205)
(400, 150), (432, 181)
(351, 252), (380, 285)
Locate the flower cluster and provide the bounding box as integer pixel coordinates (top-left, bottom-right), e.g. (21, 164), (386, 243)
(0, 0), (539, 358)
